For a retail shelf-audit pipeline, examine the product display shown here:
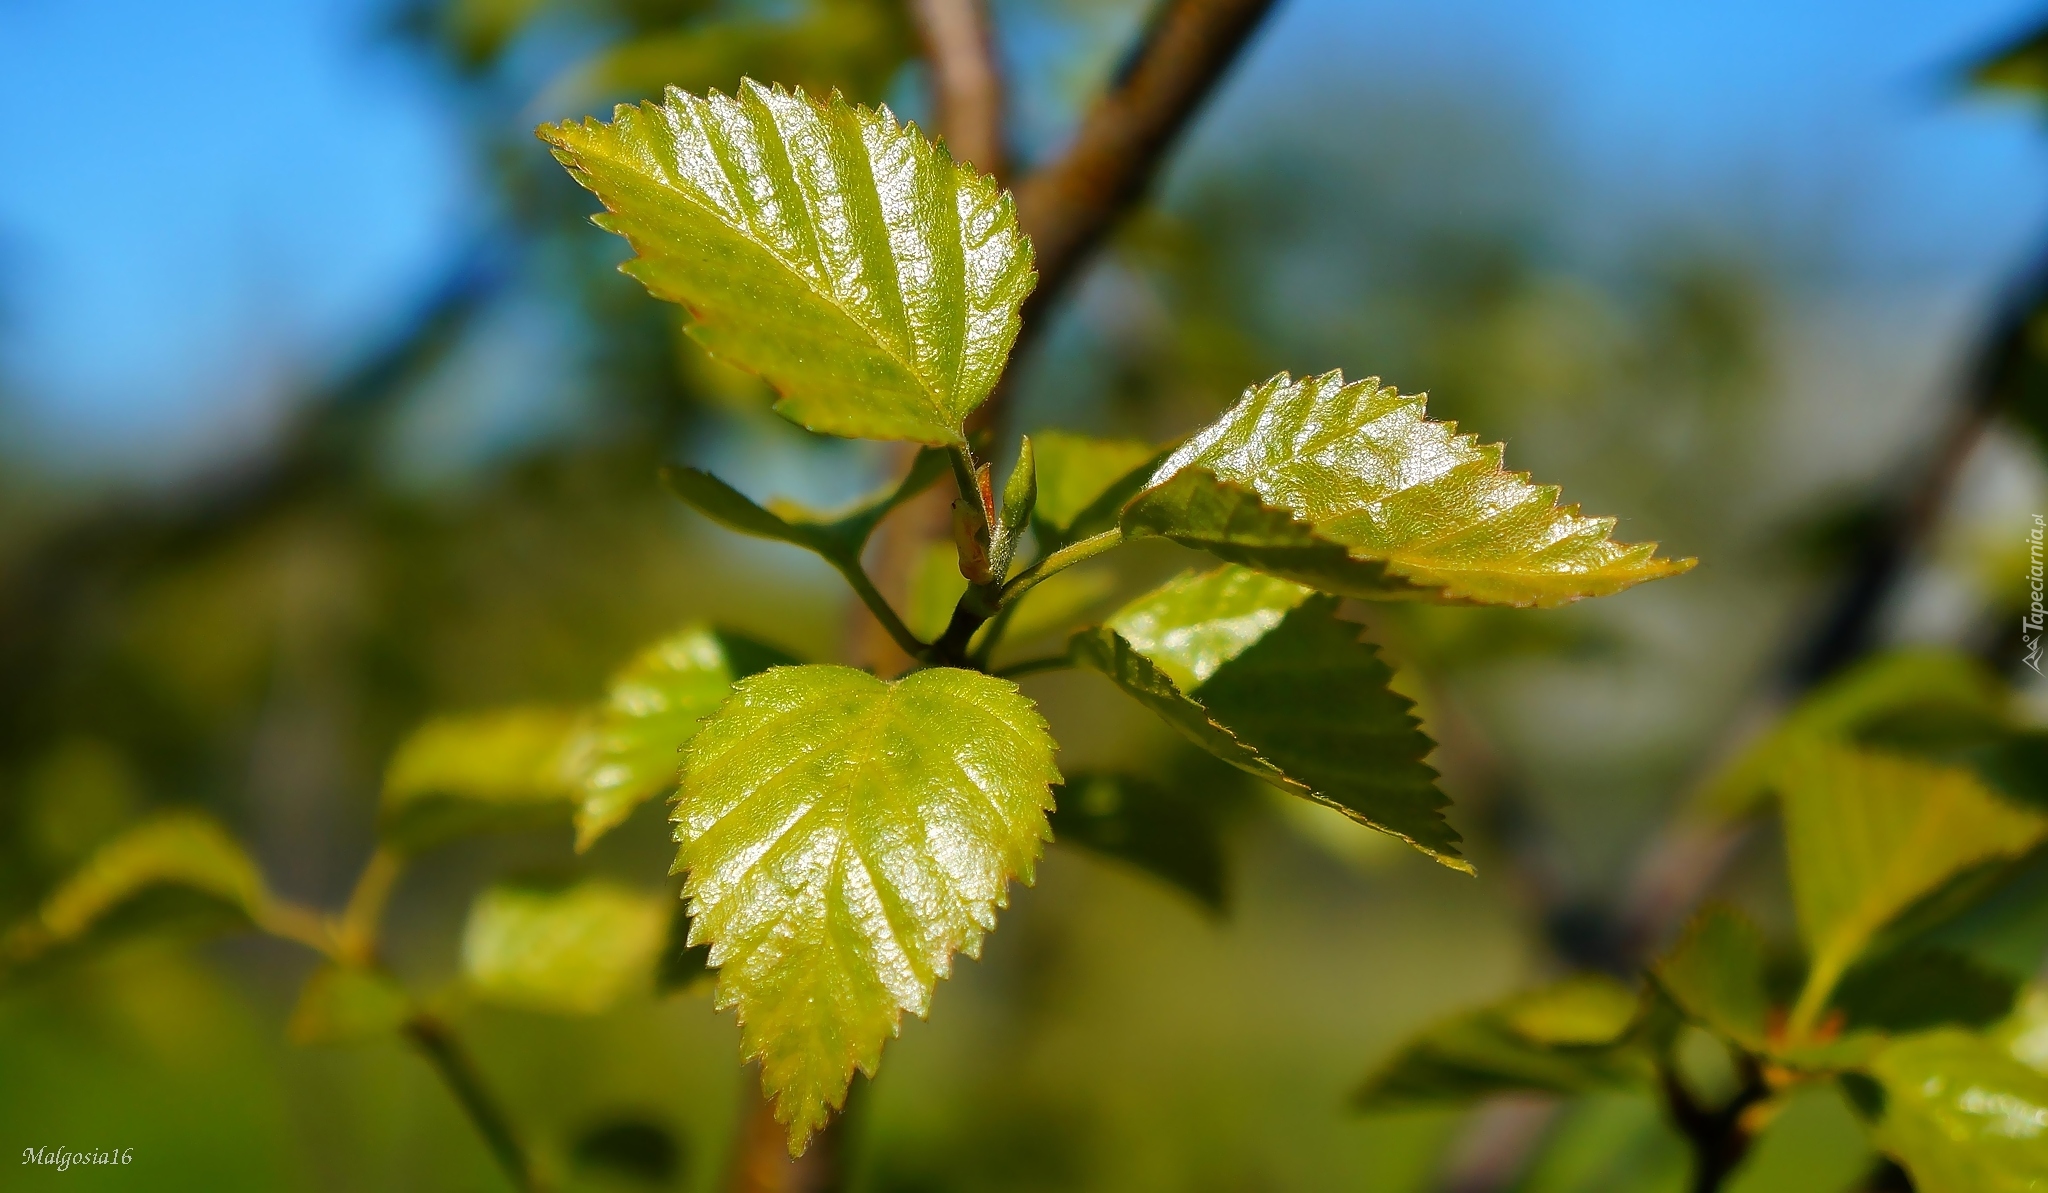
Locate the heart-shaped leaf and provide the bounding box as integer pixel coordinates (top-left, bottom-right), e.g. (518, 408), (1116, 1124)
(541, 82), (1035, 444)
(674, 664), (1059, 1152)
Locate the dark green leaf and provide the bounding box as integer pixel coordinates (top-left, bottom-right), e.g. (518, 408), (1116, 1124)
(1130, 371), (1693, 606)
(1833, 950), (2018, 1034)
(662, 447), (948, 569)
(1355, 976), (1649, 1111)
(1653, 904), (1770, 1052)
(1049, 773), (1226, 912)
(571, 1115), (685, 1189)
(540, 83), (1034, 444)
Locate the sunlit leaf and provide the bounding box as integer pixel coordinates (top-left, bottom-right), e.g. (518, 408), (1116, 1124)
(1653, 904), (1770, 1052)
(569, 624), (798, 851)
(288, 963), (412, 1045)
(1355, 975), (1649, 1111)
(1867, 1029), (2048, 1193)
(1050, 773), (1226, 912)
(5, 814), (274, 966)
(674, 664), (1059, 1152)
(1126, 371), (1693, 606)
(461, 880), (669, 1015)
(1073, 579), (1459, 869)
(1030, 431), (1160, 547)
(540, 82), (1035, 444)
(1776, 742), (2048, 1034)
(379, 708), (583, 851)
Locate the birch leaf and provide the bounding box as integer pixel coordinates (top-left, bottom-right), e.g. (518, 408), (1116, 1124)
(674, 664), (1058, 1152)
(540, 82), (1035, 444)
(1127, 371), (1693, 606)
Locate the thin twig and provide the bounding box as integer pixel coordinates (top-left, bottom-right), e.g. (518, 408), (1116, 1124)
(404, 1013), (542, 1193)
(910, 0), (1007, 179)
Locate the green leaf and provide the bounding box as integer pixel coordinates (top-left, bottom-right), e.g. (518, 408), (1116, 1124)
(674, 664), (1059, 1152)
(1049, 773), (1227, 912)
(5, 814), (273, 966)
(539, 82), (1035, 444)
(1833, 950), (2019, 1035)
(1355, 975), (1649, 1111)
(1652, 904), (1771, 1052)
(379, 708), (583, 851)
(1105, 565), (1312, 692)
(568, 624), (798, 851)
(1970, 20), (2048, 101)
(903, 540), (969, 643)
(1072, 577), (1460, 869)
(570, 1115), (686, 1189)
(1697, 649), (2007, 818)
(1867, 1029), (2048, 1193)
(1776, 742), (2048, 1035)
(460, 879), (669, 1015)
(1126, 371), (1694, 606)
(1030, 431), (1161, 546)
(288, 963), (412, 1045)
(662, 449), (949, 583)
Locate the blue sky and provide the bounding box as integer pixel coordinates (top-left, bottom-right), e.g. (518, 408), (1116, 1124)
(1, 0), (2044, 469)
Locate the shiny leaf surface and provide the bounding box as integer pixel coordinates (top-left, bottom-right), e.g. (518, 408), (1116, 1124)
(541, 83), (1035, 443)
(1105, 565), (1311, 692)
(461, 880), (669, 1015)
(1869, 1029), (2048, 1192)
(569, 624), (798, 850)
(1129, 371), (1693, 606)
(674, 664), (1058, 1152)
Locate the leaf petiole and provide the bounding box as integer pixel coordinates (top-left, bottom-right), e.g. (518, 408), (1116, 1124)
(1001, 528), (1123, 605)
(993, 653), (1073, 679)
(830, 555), (935, 664)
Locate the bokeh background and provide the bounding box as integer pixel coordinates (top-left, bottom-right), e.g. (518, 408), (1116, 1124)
(3, 0), (2047, 1189)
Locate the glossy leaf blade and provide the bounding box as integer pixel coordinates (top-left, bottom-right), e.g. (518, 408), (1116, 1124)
(570, 625), (798, 850)
(1135, 371), (1693, 606)
(1777, 742), (2048, 1027)
(674, 664), (1059, 1152)
(379, 708), (583, 850)
(461, 880), (669, 1015)
(1106, 565), (1311, 692)
(540, 82), (1035, 444)
(1869, 1029), (2048, 1192)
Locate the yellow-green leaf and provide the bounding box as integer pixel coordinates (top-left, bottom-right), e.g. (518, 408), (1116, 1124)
(1868, 1029), (2048, 1192)
(1127, 371), (1693, 606)
(540, 82), (1035, 444)
(1073, 574), (1459, 869)
(674, 664), (1058, 1153)
(569, 625), (798, 851)
(1653, 904), (1770, 1052)
(379, 707), (583, 851)
(1777, 742), (2048, 1037)
(1030, 431), (1161, 547)
(460, 880), (669, 1015)
(289, 963), (412, 1045)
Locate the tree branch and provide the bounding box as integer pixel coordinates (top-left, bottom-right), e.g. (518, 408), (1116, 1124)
(910, 0), (1007, 179)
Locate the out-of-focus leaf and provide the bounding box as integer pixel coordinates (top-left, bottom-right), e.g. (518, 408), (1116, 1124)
(1030, 431), (1160, 546)
(1354, 975), (1649, 1111)
(986, 565), (1117, 649)
(1697, 649), (2007, 818)
(1652, 904), (1770, 1052)
(1072, 586), (1458, 869)
(460, 880), (668, 1015)
(379, 708), (583, 851)
(1049, 773), (1226, 912)
(1867, 1029), (2048, 1192)
(1968, 730), (2048, 812)
(569, 624), (797, 851)
(1833, 950), (2019, 1035)
(1105, 565), (1311, 692)
(540, 83), (1034, 444)
(2001, 987), (2048, 1074)
(656, 900), (714, 995)
(1776, 742), (2048, 1034)
(904, 540), (969, 642)
(288, 963), (412, 1045)
(571, 1115), (685, 1188)
(1970, 20), (2048, 100)
(5, 814), (273, 965)
(662, 446), (948, 572)
(1127, 371), (1693, 606)
(674, 664), (1059, 1153)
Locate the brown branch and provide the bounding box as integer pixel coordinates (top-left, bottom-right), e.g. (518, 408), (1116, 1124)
(910, 0), (1007, 179)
